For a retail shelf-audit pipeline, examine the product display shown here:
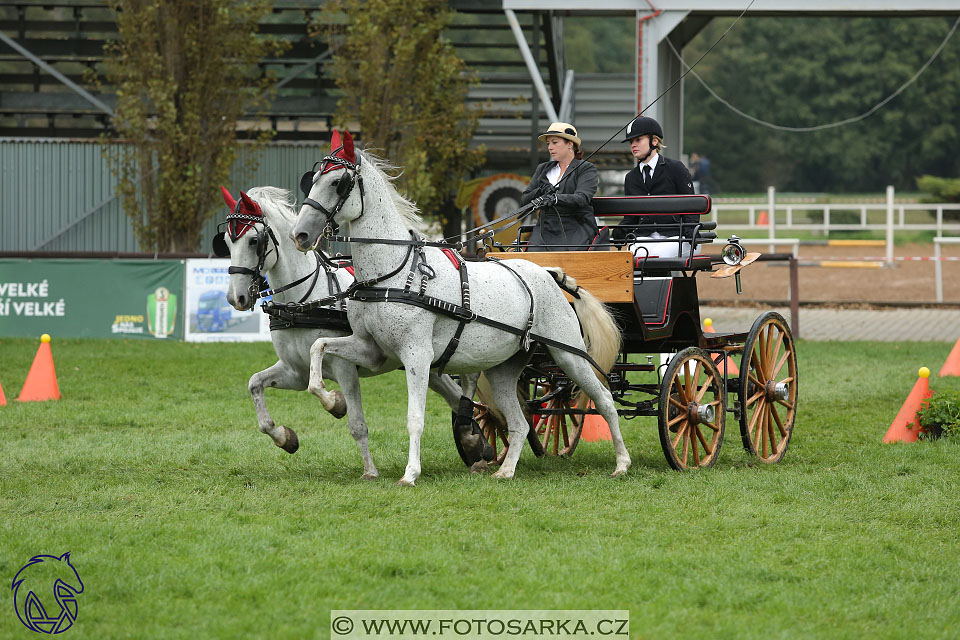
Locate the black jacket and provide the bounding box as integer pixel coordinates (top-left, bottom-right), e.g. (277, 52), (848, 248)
(617, 155), (696, 238)
(520, 158), (599, 251)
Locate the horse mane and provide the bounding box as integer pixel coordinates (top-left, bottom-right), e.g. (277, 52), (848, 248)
(245, 186), (298, 226)
(357, 149), (428, 235)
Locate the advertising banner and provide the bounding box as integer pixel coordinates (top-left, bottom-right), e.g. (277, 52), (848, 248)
(183, 259), (270, 342)
(0, 259), (184, 339)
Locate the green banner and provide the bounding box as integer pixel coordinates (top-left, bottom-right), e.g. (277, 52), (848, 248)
(0, 259), (185, 339)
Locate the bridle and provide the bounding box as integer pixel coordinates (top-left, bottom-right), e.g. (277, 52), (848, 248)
(299, 154), (365, 240)
(212, 201), (324, 303)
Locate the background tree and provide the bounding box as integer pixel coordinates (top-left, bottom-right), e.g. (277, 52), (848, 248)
(318, 0), (484, 225)
(101, 0), (284, 252)
(682, 16), (960, 194)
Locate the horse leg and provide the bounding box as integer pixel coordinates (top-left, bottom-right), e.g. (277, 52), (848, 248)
(248, 361), (307, 454)
(308, 334), (385, 413)
(327, 356), (379, 480)
(483, 356), (529, 480)
(427, 372), (466, 410)
(398, 354), (434, 487)
(550, 350), (632, 477)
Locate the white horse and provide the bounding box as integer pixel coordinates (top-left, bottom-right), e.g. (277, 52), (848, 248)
(290, 131), (631, 485)
(215, 186), (479, 479)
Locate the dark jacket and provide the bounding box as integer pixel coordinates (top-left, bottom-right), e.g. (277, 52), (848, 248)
(520, 158), (599, 251)
(616, 155), (696, 238)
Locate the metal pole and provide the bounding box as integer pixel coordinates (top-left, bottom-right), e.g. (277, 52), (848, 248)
(529, 13), (541, 173)
(0, 31), (114, 116)
(767, 185), (776, 254)
(505, 9), (558, 123)
(935, 239), (943, 303)
(790, 256), (799, 339)
(886, 185), (895, 267)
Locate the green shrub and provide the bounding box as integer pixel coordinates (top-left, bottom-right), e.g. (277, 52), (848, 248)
(916, 389), (960, 439)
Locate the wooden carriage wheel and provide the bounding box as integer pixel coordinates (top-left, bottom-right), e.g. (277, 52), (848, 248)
(658, 347), (726, 471)
(738, 311), (798, 463)
(531, 381), (584, 457)
(475, 403), (510, 466)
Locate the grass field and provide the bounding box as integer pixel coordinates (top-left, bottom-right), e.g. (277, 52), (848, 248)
(1, 337), (959, 639)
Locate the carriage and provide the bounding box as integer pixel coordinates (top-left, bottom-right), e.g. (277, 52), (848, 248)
(473, 193), (798, 471)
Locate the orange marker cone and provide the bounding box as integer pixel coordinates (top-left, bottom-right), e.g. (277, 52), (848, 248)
(703, 318), (740, 375)
(883, 367), (933, 443)
(939, 337), (960, 377)
(581, 402), (612, 442)
(0, 378), (6, 406)
(17, 334), (61, 402)
(756, 210), (769, 226)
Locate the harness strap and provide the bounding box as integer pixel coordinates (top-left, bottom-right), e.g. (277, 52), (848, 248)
(262, 302), (351, 332)
(486, 257), (535, 351)
(350, 286), (610, 380)
(432, 256), (471, 376)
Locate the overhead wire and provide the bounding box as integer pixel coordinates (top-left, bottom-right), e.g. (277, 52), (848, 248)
(665, 15), (960, 132)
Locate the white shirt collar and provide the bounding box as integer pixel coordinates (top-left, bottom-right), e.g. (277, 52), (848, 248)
(639, 152), (660, 173)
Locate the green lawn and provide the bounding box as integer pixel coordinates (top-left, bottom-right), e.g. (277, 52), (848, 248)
(1, 338), (959, 639)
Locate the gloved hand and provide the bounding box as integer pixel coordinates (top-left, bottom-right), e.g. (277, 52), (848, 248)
(530, 192), (558, 209)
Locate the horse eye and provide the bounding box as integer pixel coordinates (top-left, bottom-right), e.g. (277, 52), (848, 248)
(331, 179), (340, 188)
(248, 237), (258, 246)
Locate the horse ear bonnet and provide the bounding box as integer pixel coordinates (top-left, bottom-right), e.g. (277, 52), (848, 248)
(212, 232), (229, 257)
(299, 169), (315, 198)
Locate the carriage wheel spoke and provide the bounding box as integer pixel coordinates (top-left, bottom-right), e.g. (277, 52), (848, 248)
(750, 401), (765, 445)
(772, 347), (791, 379)
(667, 413), (686, 428)
(693, 360), (703, 389)
(768, 329), (783, 370)
(777, 399), (794, 411)
(761, 403), (770, 458)
(750, 350), (766, 383)
(771, 403), (788, 438)
(673, 376), (688, 403)
(766, 409), (779, 454)
(695, 425), (713, 455)
(672, 422), (687, 449)
(744, 389), (763, 409)
(692, 430), (701, 466)
(553, 417), (560, 456)
(681, 428), (690, 466)
(669, 395), (687, 412)
(695, 376), (713, 402)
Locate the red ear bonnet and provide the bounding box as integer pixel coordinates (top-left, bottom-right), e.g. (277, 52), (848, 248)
(225, 189), (263, 239)
(321, 129), (357, 175)
(220, 185), (237, 211)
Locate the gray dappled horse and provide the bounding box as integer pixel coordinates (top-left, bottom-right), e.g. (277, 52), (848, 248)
(215, 186), (488, 478)
(290, 131), (631, 485)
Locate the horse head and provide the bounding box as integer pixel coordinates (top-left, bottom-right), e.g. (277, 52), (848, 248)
(214, 187), (276, 311)
(292, 129), (365, 252)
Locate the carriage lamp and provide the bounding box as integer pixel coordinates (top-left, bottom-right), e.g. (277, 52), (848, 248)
(721, 236), (747, 294)
(721, 236), (746, 266)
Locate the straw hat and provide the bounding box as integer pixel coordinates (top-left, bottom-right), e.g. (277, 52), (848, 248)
(538, 122), (581, 146)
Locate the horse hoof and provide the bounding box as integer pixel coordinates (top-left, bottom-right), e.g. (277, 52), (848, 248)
(361, 472), (379, 481)
(277, 426), (299, 454)
(396, 478), (416, 487)
(491, 469), (513, 480)
(610, 467), (628, 478)
(329, 390), (347, 419)
(470, 460), (490, 474)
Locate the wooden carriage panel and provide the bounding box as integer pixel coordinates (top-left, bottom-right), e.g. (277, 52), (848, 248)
(493, 251), (633, 303)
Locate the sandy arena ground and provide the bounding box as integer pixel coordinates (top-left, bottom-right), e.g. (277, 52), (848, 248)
(695, 242), (960, 305)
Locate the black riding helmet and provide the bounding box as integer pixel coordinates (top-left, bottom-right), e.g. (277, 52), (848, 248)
(622, 116), (663, 143)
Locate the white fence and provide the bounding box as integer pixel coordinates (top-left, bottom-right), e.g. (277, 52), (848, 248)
(711, 186), (960, 267)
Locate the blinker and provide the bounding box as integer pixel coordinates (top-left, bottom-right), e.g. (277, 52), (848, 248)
(212, 232), (229, 257)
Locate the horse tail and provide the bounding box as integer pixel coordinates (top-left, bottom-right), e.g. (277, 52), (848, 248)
(544, 268), (622, 408)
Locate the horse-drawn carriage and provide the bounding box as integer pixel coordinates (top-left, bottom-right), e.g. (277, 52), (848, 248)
(478, 193), (798, 471)
(218, 131), (796, 483)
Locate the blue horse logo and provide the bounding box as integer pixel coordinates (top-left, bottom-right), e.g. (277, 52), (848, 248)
(11, 552), (84, 634)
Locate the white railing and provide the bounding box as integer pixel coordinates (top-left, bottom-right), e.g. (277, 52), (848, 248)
(711, 185), (960, 267)
(934, 237), (960, 303)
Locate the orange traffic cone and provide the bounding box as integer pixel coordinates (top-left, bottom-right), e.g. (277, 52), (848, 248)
(756, 210), (769, 226)
(0, 378), (6, 406)
(883, 367), (933, 443)
(580, 402), (612, 442)
(939, 337), (960, 377)
(17, 334), (61, 402)
(703, 318), (740, 375)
